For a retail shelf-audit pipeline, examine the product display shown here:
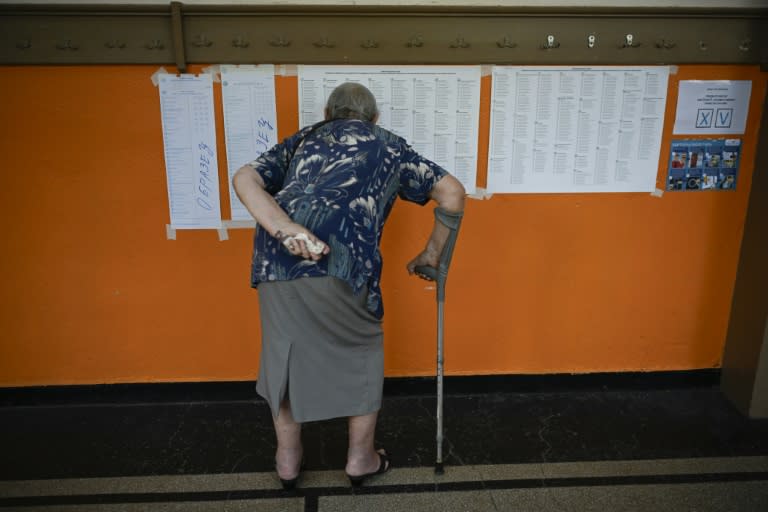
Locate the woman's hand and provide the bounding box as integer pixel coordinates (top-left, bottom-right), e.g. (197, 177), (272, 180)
(274, 222), (330, 261)
(406, 248), (440, 280)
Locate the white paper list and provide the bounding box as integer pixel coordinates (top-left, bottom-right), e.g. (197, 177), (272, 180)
(221, 65), (278, 220)
(158, 74), (221, 228)
(488, 66), (669, 194)
(298, 65), (482, 194)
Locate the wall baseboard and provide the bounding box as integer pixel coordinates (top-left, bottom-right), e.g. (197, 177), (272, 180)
(0, 369), (721, 407)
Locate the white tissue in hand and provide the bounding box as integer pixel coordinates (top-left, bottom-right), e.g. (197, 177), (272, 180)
(283, 233), (326, 255)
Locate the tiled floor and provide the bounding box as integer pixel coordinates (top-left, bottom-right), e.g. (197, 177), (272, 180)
(1, 376), (768, 510)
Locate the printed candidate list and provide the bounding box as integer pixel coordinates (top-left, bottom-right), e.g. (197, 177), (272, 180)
(221, 65), (278, 221)
(158, 74), (222, 228)
(488, 66), (670, 194)
(298, 65), (482, 194)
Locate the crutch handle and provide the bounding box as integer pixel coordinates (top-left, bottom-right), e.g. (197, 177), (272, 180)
(413, 207), (463, 302)
(413, 264), (439, 282)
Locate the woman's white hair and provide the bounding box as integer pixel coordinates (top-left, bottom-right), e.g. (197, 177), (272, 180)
(325, 82), (379, 122)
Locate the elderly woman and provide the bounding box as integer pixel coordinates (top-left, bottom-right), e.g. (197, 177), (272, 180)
(233, 82), (465, 488)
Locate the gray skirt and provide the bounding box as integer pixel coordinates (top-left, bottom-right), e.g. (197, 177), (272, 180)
(256, 276), (384, 423)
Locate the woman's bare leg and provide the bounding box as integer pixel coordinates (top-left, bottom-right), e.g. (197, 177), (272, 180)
(345, 411), (388, 476)
(273, 400), (303, 479)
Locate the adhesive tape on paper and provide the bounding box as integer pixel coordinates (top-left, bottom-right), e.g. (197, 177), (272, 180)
(202, 65), (221, 83)
(151, 67), (169, 87)
(468, 187), (493, 200)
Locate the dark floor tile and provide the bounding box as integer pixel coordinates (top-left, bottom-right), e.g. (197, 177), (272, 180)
(1, 387), (767, 480)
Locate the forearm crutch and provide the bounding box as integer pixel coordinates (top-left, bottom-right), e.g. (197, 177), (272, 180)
(414, 207), (463, 475)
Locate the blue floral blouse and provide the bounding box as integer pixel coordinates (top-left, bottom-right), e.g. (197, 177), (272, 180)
(247, 119), (448, 319)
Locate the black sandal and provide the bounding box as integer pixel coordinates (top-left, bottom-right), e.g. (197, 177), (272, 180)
(346, 450), (391, 487)
(277, 460), (304, 490)
(279, 474), (300, 491)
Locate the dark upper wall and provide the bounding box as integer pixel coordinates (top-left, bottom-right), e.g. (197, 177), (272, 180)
(1, 3), (766, 70)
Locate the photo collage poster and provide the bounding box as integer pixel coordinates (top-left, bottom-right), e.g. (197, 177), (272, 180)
(666, 139), (741, 192)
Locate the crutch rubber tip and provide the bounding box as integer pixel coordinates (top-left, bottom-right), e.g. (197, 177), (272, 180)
(434, 463), (445, 475)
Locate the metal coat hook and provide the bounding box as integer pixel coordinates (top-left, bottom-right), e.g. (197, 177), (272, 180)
(621, 34), (641, 48)
(655, 39), (676, 50)
(145, 40), (164, 50)
(739, 39), (752, 52)
(105, 40), (126, 49)
(541, 35), (560, 50)
(313, 37), (336, 48)
(587, 34), (596, 49)
(192, 34), (213, 48)
(361, 39), (379, 49)
(699, 40), (709, 51)
(56, 40), (79, 51)
(269, 36), (291, 47)
(449, 37), (470, 49)
(232, 36), (249, 48)
(406, 35), (424, 48)
(496, 36), (517, 49)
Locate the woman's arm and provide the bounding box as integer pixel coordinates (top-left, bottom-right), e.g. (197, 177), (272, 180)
(233, 165), (329, 261)
(406, 174), (465, 276)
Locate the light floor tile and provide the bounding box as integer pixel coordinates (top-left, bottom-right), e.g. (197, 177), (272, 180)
(319, 489), (498, 512)
(1, 498), (304, 512)
(490, 481), (768, 512)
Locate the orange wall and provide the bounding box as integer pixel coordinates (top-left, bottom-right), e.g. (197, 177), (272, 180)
(0, 64), (764, 386)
